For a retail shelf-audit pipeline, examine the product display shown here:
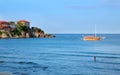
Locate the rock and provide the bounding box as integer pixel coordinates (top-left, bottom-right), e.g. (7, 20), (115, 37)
(26, 33), (30, 38)
(1, 33), (8, 38)
(34, 32), (39, 38)
(0, 26), (55, 38)
(44, 34), (55, 38)
(21, 31), (25, 38)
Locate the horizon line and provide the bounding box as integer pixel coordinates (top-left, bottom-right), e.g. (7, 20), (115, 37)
(47, 33), (120, 34)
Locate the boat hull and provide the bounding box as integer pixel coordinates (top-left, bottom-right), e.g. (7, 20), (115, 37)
(82, 36), (100, 41)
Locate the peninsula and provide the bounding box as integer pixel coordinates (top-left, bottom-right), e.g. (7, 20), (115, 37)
(0, 20), (55, 38)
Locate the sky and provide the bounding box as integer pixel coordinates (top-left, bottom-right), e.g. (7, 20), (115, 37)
(0, 0), (120, 34)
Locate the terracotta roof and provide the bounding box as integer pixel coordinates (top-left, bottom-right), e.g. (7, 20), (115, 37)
(0, 20), (7, 23)
(17, 20), (29, 22)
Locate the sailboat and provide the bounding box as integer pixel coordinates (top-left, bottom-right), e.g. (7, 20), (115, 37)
(82, 25), (101, 41)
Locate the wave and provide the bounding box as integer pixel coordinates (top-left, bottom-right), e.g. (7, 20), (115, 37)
(98, 61), (120, 65)
(91, 66), (120, 71)
(53, 53), (120, 59)
(0, 61), (48, 71)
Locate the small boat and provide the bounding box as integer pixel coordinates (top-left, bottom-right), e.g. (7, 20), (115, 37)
(82, 36), (100, 41)
(82, 25), (101, 41)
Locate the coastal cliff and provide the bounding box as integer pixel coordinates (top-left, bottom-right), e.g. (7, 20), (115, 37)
(0, 26), (54, 38)
(0, 20), (55, 38)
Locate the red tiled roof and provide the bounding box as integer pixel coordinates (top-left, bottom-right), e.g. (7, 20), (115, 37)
(0, 20), (7, 23)
(17, 20), (29, 22)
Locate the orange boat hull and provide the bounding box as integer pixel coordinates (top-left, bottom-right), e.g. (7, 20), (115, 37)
(82, 36), (100, 41)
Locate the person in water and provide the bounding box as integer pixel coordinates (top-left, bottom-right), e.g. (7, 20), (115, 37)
(94, 56), (96, 62)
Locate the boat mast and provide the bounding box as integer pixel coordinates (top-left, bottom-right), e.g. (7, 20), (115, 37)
(95, 24), (96, 37)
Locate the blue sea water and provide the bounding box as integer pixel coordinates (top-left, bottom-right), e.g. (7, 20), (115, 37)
(0, 34), (120, 75)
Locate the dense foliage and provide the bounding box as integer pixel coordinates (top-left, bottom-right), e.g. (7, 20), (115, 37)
(0, 23), (54, 38)
(31, 27), (44, 33)
(0, 31), (2, 36)
(10, 24), (44, 37)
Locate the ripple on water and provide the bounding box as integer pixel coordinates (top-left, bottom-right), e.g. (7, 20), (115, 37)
(0, 60), (49, 75)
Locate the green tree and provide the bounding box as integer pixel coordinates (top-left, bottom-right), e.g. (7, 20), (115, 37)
(11, 28), (21, 36)
(9, 21), (15, 25)
(31, 27), (44, 33)
(21, 26), (29, 32)
(0, 31), (2, 36)
(11, 24), (30, 36)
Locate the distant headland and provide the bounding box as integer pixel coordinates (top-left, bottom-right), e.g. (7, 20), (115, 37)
(0, 20), (55, 38)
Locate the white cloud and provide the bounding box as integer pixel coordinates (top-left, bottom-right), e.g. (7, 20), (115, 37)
(67, 0), (120, 9)
(101, 0), (120, 8)
(102, 0), (120, 4)
(67, 5), (100, 9)
(103, 0), (120, 3)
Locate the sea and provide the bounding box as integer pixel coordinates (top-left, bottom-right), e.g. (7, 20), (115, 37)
(0, 34), (120, 75)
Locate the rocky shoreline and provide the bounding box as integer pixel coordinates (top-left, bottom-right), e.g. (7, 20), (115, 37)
(0, 28), (55, 39)
(0, 29), (55, 39)
(0, 20), (55, 39)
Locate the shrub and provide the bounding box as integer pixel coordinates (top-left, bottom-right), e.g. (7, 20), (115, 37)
(0, 31), (2, 36)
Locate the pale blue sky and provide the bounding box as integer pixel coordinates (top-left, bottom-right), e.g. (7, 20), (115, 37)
(0, 0), (120, 34)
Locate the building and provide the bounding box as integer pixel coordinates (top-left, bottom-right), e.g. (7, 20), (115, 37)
(0, 20), (30, 31)
(0, 20), (11, 31)
(9, 21), (15, 29)
(17, 20), (30, 27)
(0, 21), (9, 29)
